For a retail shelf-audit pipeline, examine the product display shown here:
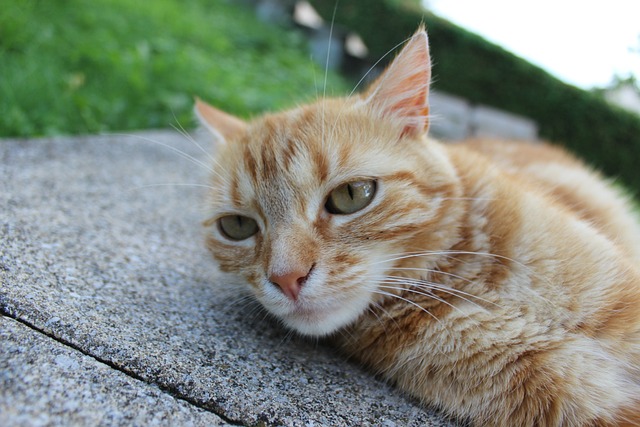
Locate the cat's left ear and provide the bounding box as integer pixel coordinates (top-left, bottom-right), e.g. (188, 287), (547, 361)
(362, 27), (431, 138)
(194, 97), (247, 144)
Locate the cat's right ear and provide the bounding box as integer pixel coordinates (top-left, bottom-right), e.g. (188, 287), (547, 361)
(194, 97), (247, 144)
(361, 27), (431, 139)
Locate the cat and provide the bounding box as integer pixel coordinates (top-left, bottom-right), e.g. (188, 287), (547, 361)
(195, 26), (640, 426)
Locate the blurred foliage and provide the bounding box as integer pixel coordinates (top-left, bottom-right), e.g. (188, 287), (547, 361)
(0, 0), (348, 137)
(310, 0), (640, 193)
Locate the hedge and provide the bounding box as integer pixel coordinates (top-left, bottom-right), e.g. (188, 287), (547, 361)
(309, 0), (640, 194)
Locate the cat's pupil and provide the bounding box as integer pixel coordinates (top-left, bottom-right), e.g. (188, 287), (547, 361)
(347, 183), (354, 199)
(325, 180), (377, 215)
(218, 215), (259, 241)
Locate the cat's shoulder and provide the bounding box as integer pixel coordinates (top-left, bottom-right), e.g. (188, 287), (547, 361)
(445, 138), (640, 263)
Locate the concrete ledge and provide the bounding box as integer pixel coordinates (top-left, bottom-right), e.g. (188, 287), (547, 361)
(0, 316), (229, 426)
(0, 131), (459, 426)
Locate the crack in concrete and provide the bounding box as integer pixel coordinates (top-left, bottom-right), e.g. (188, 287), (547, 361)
(0, 306), (246, 426)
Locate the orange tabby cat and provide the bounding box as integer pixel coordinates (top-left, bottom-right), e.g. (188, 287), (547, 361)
(196, 27), (640, 426)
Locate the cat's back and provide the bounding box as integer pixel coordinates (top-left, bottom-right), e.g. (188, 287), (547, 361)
(453, 138), (640, 263)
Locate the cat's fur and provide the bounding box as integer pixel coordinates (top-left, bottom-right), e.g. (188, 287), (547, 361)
(196, 28), (640, 426)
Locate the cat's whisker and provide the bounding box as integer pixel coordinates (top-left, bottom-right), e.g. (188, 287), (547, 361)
(377, 249), (526, 277)
(382, 276), (498, 311)
(379, 250), (554, 306)
(435, 251), (556, 304)
(321, 1), (340, 152)
(379, 281), (460, 310)
(392, 249), (524, 268)
(372, 290), (442, 324)
(440, 197), (498, 202)
(239, 300), (266, 320)
(378, 280), (487, 322)
(346, 36), (414, 99)
(373, 252), (476, 281)
(366, 304), (389, 333)
(208, 296), (268, 329)
(335, 322), (358, 343)
(390, 266), (475, 284)
(234, 294), (259, 309)
(136, 132), (230, 190)
(375, 249), (482, 265)
(310, 53), (320, 102)
(385, 273), (491, 302)
(369, 300), (401, 330)
(210, 288), (255, 310)
(366, 298), (406, 335)
(278, 327), (298, 347)
(167, 112), (233, 184)
(112, 132), (224, 180)
(124, 183), (218, 192)
(170, 121), (218, 167)
(372, 250), (447, 266)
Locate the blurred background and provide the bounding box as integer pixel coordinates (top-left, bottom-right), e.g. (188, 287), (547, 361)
(1, 0), (639, 191)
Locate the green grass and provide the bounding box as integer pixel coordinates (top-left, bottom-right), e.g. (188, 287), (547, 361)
(0, 0), (348, 137)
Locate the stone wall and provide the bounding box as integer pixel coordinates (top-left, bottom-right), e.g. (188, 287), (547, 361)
(429, 91), (538, 141)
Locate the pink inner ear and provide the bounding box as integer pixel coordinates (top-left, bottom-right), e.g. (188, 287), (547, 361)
(364, 30), (431, 138)
(394, 72), (430, 138)
(194, 97), (247, 142)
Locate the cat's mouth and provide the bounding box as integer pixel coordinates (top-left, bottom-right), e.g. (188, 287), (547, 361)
(257, 267), (376, 336)
(271, 292), (372, 337)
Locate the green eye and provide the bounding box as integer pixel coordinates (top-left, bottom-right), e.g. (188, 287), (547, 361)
(325, 180), (377, 215)
(218, 215), (259, 240)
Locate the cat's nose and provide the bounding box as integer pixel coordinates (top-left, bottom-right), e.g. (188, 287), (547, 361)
(269, 265), (314, 301)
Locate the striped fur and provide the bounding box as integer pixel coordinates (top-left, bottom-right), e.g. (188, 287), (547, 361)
(197, 28), (640, 426)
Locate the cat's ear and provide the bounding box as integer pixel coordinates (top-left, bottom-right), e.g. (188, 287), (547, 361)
(194, 97), (247, 144)
(362, 27), (431, 138)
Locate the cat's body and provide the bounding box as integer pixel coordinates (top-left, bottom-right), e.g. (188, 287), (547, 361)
(341, 138), (640, 426)
(196, 28), (640, 426)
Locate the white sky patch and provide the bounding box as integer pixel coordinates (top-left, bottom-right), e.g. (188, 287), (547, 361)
(426, 0), (640, 89)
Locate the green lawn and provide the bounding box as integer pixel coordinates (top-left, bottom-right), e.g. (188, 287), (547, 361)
(0, 0), (348, 137)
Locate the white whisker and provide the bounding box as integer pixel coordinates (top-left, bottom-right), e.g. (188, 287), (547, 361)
(112, 132), (217, 175)
(391, 266), (474, 284)
(385, 272), (495, 303)
(347, 35), (414, 99)
(125, 183), (218, 192)
(440, 197), (498, 202)
(383, 276), (498, 310)
(368, 300), (403, 333)
(170, 120), (217, 166)
(366, 304), (388, 332)
(372, 290), (442, 324)
(321, 0), (339, 151)
(376, 250), (553, 305)
(378, 283), (471, 319)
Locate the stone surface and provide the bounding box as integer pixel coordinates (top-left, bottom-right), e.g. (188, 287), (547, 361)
(0, 131), (460, 426)
(429, 90), (538, 141)
(0, 316), (230, 426)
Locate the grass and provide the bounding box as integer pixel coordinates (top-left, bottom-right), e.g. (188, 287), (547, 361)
(0, 0), (349, 137)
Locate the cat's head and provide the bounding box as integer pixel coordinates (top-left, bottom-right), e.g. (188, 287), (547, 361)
(196, 28), (462, 336)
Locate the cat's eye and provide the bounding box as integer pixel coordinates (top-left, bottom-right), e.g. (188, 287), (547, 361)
(325, 180), (377, 215)
(218, 215), (259, 240)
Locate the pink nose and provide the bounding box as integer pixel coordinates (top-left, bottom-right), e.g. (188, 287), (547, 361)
(269, 265), (313, 301)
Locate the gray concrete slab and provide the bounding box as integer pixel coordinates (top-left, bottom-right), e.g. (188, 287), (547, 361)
(0, 316), (230, 426)
(0, 131), (460, 426)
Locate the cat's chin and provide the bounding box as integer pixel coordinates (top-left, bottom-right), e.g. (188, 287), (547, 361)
(274, 300), (369, 337)
(281, 310), (354, 337)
